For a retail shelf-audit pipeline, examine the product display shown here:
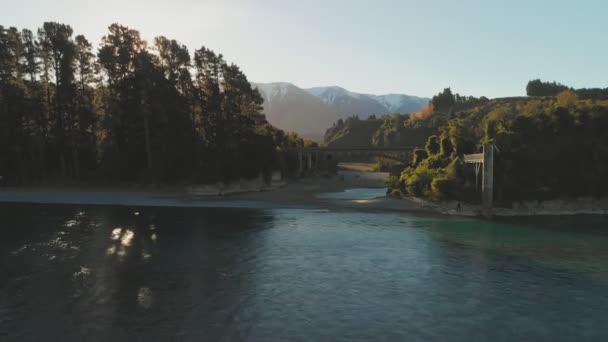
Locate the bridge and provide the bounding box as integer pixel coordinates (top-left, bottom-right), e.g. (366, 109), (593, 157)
(289, 146), (416, 174)
(287, 144), (497, 216)
(296, 147), (416, 153)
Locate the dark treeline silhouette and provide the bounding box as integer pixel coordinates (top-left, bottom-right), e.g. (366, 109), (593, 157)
(0, 22), (312, 185)
(430, 87), (489, 112)
(527, 79), (608, 100)
(526, 79), (570, 97)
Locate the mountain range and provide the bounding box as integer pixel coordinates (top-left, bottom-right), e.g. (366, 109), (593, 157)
(253, 82), (429, 141)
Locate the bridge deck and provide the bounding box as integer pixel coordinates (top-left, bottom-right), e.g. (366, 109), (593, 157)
(464, 153), (484, 164)
(292, 147), (416, 153)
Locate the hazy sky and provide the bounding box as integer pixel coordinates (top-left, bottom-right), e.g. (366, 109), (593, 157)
(2, 0), (607, 98)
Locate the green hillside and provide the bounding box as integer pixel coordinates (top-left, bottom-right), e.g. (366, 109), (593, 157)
(324, 114), (437, 149)
(324, 117), (383, 148)
(390, 82), (608, 203)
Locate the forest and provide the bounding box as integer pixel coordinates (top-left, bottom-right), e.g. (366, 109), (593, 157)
(0, 22), (312, 185)
(390, 82), (608, 203)
(526, 79), (608, 99)
(324, 114), (435, 148)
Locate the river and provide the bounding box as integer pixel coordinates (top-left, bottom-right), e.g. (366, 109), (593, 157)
(2, 200), (608, 341)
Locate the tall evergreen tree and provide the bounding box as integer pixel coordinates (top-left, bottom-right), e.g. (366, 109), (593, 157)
(38, 22), (79, 177)
(0, 20), (303, 185)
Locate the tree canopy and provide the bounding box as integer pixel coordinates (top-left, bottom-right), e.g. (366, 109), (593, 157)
(391, 83), (608, 202)
(0, 22), (309, 185)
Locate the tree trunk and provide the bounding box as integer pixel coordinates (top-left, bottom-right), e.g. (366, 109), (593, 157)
(39, 141), (47, 181)
(144, 114), (152, 170)
(72, 140), (80, 179)
(60, 152), (67, 179)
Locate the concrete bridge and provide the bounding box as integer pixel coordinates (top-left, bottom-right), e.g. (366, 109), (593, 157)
(289, 144), (497, 216)
(290, 146), (416, 174)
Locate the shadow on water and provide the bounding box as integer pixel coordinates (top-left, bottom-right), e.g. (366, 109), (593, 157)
(0, 204), (276, 340)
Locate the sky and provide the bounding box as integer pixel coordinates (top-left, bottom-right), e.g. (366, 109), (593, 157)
(1, 0), (607, 98)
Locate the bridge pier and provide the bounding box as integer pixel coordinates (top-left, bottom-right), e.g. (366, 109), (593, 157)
(482, 144), (494, 215)
(298, 151), (303, 176)
(464, 144), (495, 217)
(291, 146), (415, 177)
(307, 152), (312, 170)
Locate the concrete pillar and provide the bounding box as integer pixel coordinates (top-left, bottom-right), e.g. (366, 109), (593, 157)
(279, 152), (287, 180)
(298, 151), (303, 176)
(307, 152), (312, 170)
(482, 144), (494, 216)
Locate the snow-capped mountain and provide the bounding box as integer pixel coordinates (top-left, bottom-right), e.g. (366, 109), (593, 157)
(305, 86), (388, 117)
(370, 93), (430, 114)
(305, 86), (429, 116)
(252, 82), (344, 141)
(252, 82), (429, 141)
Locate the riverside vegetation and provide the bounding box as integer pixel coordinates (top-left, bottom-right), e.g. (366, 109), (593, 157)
(387, 82), (608, 204)
(322, 81), (608, 204)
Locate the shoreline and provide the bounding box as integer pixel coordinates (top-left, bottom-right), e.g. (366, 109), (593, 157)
(1, 171), (607, 217)
(0, 170), (428, 214)
(401, 196), (608, 217)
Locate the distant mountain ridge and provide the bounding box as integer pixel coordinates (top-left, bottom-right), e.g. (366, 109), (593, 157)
(305, 86), (429, 117)
(253, 82), (429, 141)
(253, 82), (342, 141)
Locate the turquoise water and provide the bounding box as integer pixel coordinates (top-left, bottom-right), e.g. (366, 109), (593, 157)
(316, 187), (388, 199)
(1, 203), (608, 341)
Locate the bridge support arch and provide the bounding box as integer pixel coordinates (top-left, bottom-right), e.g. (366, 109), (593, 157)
(482, 144), (494, 215)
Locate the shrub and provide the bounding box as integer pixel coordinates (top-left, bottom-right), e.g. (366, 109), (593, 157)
(386, 175), (403, 191)
(440, 135), (453, 157)
(556, 90), (578, 108)
(425, 155), (448, 169)
(431, 176), (453, 200)
(403, 164), (435, 197)
(411, 148), (428, 167)
(445, 157), (463, 180)
(425, 135), (440, 156)
(390, 189), (404, 198)
(371, 158), (388, 172)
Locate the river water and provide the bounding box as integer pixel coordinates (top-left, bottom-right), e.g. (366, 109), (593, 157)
(2, 201), (608, 341)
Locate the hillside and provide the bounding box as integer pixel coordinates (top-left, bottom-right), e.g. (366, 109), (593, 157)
(253, 82), (429, 140)
(390, 83), (608, 203)
(306, 86), (388, 117)
(253, 82), (344, 141)
(323, 117), (384, 148)
(306, 86), (429, 116)
(324, 114), (437, 148)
